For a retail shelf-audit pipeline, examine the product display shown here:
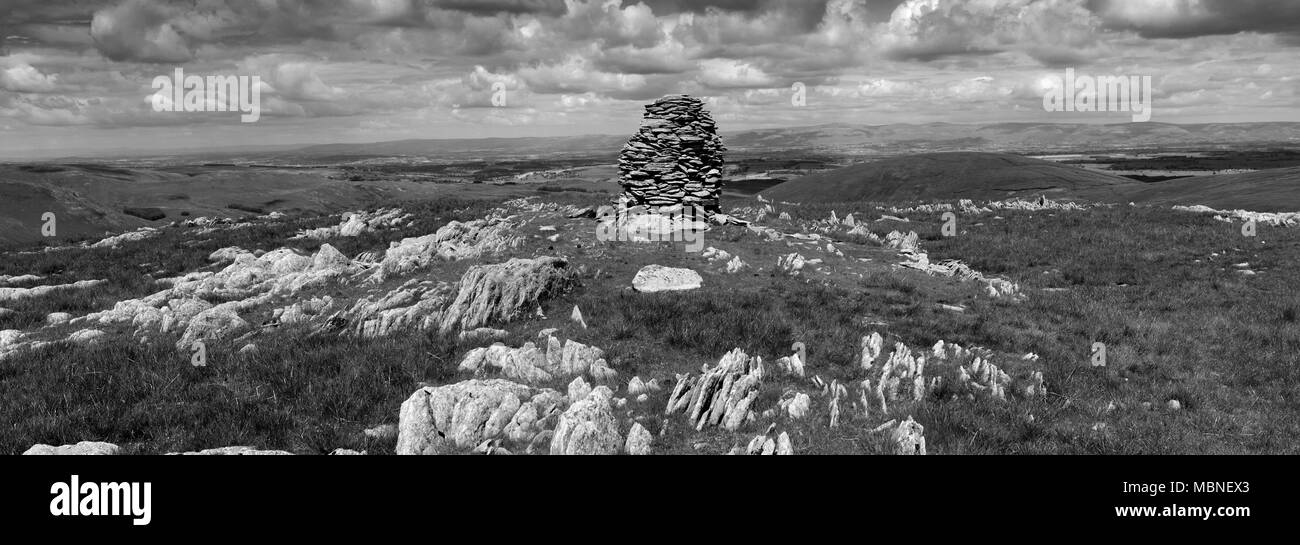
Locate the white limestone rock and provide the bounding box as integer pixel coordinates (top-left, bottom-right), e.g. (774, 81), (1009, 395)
(439, 257), (574, 333)
(173, 446), (294, 455)
(724, 256), (747, 274)
(329, 448), (366, 455)
(890, 416), (927, 455)
(175, 303), (248, 350)
(370, 217), (522, 282)
(396, 379), (535, 455)
(67, 328), (106, 346)
(90, 227), (158, 248)
(776, 253), (807, 276)
(0, 279), (108, 303)
(859, 332), (884, 370)
(775, 432), (793, 455)
(632, 265), (703, 293)
(776, 353), (805, 378)
(23, 441), (121, 455)
(550, 386), (622, 455)
(567, 376), (593, 403)
(571, 305), (588, 329)
(664, 348), (764, 432)
(625, 422), (653, 455)
(457, 328), (510, 344)
(781, 391), (811, 420)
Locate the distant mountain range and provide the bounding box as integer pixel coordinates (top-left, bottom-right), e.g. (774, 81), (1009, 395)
(287, 121), (1300, 160)
(724, 122), (1300, 155)
(34, 122), (1300, 164)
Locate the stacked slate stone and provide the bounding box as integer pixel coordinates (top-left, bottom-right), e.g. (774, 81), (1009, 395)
(618, 95), (727, 212)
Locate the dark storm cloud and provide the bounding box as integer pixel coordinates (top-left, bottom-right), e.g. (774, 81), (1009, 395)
(1089, 0), (1300, 39)
(430, 0), (568, 16)
(1, 0), (99, 24)
(633, 0), (906, 23)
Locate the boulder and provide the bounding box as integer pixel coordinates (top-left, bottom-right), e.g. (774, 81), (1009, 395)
(397, 379), (539, 455)
(632, 264), (702, 293)
(457, 328), (510, 344)
(567, 376), (592, 403)
(775, 432), (793, 455)
(571, 305), (588, 329)
(370, 217), (521, 282)
(439, 257), (574, 333)
(776, 253), (807, 276)
(175, 303), (248, 350)
(550, 386), (622, 455)
(625, 422), (653, 455)
(741, 430), (792, 455)
(781, 391), (811, 420)
(67, 328), (106, 345)
(859, 332), (884, 370)
(890, 416), (927, 455)
(725, 256), (747, 274)
(627, 376), (649, 396)
(664, 348), (764, 432)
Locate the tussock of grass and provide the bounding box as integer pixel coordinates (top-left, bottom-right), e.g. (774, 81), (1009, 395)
(0, 324), (467, 454)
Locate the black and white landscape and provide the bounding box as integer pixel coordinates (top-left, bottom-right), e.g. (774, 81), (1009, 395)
(3, 1), (1299, 456)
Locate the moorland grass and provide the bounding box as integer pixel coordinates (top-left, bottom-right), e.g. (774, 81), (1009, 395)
(3, 194), (1297, 454)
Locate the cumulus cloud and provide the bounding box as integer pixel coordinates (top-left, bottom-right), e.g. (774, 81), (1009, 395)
(237, 55), (344, 102)
(595, 40), (695, 74)
(879, 0), (1102, 62)
(0, 61), (59, 92)
(697, 58), (777, 89)
(90, 0), (193, 62)
(518, 54), (648, 94)
(1, 0), (1298, 152)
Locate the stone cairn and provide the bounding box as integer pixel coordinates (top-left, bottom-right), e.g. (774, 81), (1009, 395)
(617, 95), (726, 213)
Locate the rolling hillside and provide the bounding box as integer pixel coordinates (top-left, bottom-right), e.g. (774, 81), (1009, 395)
(758, 152), (1134, 203)
(1076, 166), (1300, 212)
(0, 163), (539, 248)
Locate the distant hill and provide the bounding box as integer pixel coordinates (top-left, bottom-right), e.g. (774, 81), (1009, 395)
(288, 122), (1300, 160)
(759, 152), (1135, 203)
(291, 134), (627, 160)
(0, 163), (463, 248)
(1076, 166), (1300, 212)
(724, 122), (1300, 155)
(28, 121), (1300, 163)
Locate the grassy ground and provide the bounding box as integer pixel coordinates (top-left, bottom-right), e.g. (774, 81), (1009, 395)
(748, 199), (1300, 454)
(3, 189), (1297, 454)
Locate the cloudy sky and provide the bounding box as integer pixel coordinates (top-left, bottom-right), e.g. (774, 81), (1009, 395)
(1, 0), (1299, 158)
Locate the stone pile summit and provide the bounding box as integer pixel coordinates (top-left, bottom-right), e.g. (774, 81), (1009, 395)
(617, 95), (727, 213)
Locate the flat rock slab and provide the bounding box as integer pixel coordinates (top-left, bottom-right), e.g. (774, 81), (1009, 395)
(632, 265), (703, 293)
(23, 441), (121, 455)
